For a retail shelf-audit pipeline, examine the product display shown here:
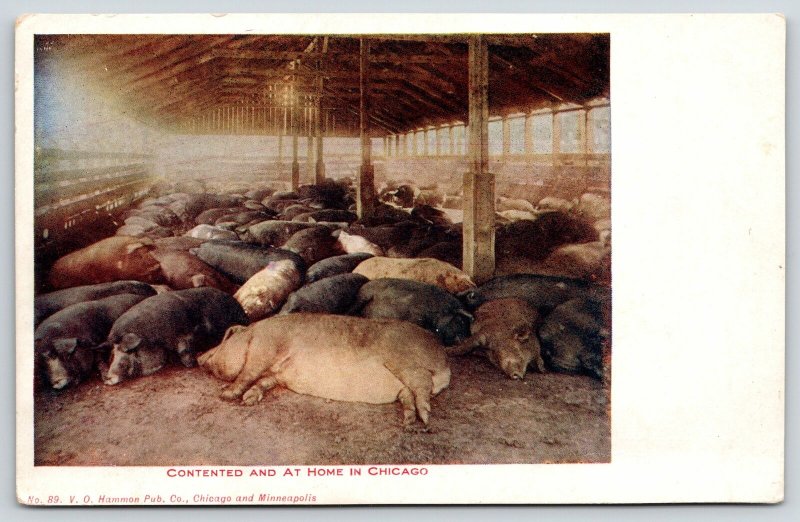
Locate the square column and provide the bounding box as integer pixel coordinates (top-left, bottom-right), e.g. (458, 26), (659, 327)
(462, 35), (495, 283)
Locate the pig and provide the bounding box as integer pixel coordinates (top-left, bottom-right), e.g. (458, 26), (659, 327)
(151, 236), (205, 253)
(186, 224), (239, 241)
(278, 273), (369, 315)
(496, 211), (598, 262)
(538, 296), (610, 380)
(282, 226), (344, 266)
(101, 287), (249, 384)
(574, 193), (611, 221)
(234, 259), (304, 321)
(306, 253), (374, 283)
(183, 194), (242, 220)
(193, 241), (306, 285)
(391, 184), (419, 207)
(352, 203), (411, 226)
(243, 200), (266, 211)
(353, 257), (476, 294)
(335, 231), (384, 257)
(35, 294), (150, 389)
(263, 191), (300, 211)
(345, 221), (420, 251)
(497, 197), (536, 213)
(497, 209), (540, 222)
(246, 220), (324, 247)
(414, 189), (445, 208)
(539, 241), (612, 284)
(198, 314), (450, 427)
(133, 206), (181, 228)
(123, 216), (160, 232)
(245, 188), (275, 201)
(415, 241), (462, 270)
(34, 280), (157, 327)
(48, 236), (163, 289)
(458, 273), (608, 312)
(279, 204), (315, 220)
(196, 208), (240, 225)
(349, 278), (473, 346)
(537, 196), (575, 213)
(151, 250), (238, 293)
(447, 298), (544, 380)
(411, 205), (451, 227)
(214, 210), (274, 227)
(292, 209), (358, 224)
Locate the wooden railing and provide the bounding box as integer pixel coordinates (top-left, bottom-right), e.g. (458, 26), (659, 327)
(34, 150), (156, 244)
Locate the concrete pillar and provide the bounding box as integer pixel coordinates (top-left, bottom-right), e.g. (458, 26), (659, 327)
(463, 34), (495, 283)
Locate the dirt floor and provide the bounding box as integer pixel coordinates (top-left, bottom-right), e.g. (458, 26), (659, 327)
(34, 355), (610, 466)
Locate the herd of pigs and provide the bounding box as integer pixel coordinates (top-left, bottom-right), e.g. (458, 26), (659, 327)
(34, 178), (611, 429)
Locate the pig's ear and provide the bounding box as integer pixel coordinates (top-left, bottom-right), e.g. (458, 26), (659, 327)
(191, 274), (207, 288)
(125, 242), (147, 254)
(513, 326), (531, 342)
(53, 338), (78, 354)
(221, 325), (247, 343)
(92, 341), (112, 352)
(457, 310), (474, 323)
(119, 333), (142, 352)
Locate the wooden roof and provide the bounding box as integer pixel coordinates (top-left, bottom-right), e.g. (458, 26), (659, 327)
(37, 34), (609, 137)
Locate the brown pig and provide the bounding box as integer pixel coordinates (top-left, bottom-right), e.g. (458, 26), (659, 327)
(151, 250), (238, 293)
(48, 236), (163, 289)
(447, 298), (545, 380)
(199, 314), (450, 428)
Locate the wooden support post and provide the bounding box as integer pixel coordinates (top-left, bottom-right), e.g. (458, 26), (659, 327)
(524, 113), (534, 154)
(449, 126), (455, 155)
(435, 127), (441, 156)
(291, 106), (300, 190)
(357, 38), (376, 218)
(315, 54), (326, 183)
(463, 34), (495, 283)
(502, 116), (511, 158)
(577, 109), (587, 153)
(383, 136), (389, 158)
(423, 129), (429, 156)
(577, 108), (588, 166)
(584, 108), (593, 154)
(551, 108), (561, 165)
(395, 134), (400, 158)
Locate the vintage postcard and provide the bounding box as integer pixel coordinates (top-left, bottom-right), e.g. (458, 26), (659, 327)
(16, 13), (784, 505)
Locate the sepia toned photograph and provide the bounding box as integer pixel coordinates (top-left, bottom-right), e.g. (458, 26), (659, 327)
(31, 31), (611, 467)
(16, 13), (784, 506)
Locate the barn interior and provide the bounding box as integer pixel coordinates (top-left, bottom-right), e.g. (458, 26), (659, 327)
(33, 33), (611, 466)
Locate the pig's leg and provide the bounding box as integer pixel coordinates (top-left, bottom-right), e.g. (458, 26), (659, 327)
(241, 374), (279, 406)
(397, 387), (418, 428)
(220, 357), (273, 402)
(445, 333), (485, 356)
(392, 367), (434, 426)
